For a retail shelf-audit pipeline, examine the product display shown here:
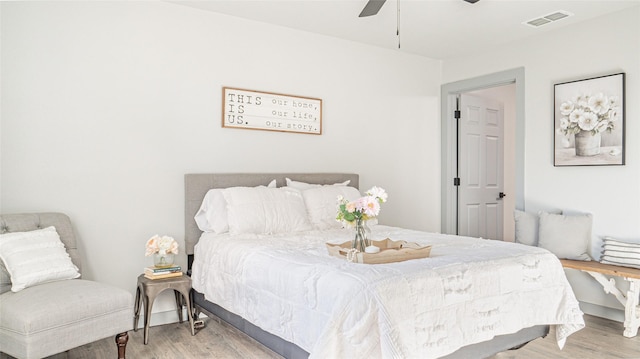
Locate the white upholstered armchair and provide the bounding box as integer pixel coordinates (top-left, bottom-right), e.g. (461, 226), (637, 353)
(0, 213), (133, 359)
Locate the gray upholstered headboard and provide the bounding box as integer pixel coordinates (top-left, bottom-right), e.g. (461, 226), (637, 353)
(184, 173), (359, 255)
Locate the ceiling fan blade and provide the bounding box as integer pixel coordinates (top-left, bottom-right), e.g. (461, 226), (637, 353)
(463, 0), (480, 3)
(359, 0), (387, 17)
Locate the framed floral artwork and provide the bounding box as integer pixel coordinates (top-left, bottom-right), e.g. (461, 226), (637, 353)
(554, 73), (625, 166)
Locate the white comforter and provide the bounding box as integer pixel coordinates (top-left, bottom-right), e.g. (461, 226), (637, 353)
(192, 225), (584, 358)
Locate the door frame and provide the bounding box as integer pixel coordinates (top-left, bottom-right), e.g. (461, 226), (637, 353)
(440, 67), (525, 235)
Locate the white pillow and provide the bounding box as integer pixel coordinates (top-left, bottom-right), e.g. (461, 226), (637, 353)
(285, 178), (350, 190)
(600, 237), (640, 269)
(0, 226), (80, 292)
(224, 187), (312, 235)
(194, 180), (276, 233)
(601, 256), (640, 269)
(514, 209), (563, 246)
(194, 189), (228, 233)
(513, 210), (538, 246)
(302, 186), (362, 230)
(537, 212), (592, 261)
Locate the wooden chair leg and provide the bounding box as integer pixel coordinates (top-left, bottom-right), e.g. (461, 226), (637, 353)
(115, 332), (128, 359)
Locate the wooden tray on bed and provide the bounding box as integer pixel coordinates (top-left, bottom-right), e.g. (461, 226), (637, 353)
(326, 238), (431, 264)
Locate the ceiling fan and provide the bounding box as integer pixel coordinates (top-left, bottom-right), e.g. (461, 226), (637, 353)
(359, 0), (480, 17)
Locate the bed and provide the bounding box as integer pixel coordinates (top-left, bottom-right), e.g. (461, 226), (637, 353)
(185, 173), (584, 359)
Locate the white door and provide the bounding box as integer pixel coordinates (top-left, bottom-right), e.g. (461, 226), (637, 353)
(458, 94), (504, 240)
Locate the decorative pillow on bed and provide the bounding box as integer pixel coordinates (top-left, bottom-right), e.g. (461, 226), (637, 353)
(194, 189), (229, 233)
(224, 187), (312, 235)
(285, 178), (350, 190)
(194, 180), (276, 233)
(537, 212), (592, 261)
(0, 226), (80, 292)
(302, 185), (362, 230)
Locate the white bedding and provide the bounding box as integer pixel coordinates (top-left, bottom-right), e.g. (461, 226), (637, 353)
(192, 225), (584, 358)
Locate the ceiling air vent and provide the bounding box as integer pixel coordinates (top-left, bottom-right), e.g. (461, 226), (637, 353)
(523, 10), (573, 28)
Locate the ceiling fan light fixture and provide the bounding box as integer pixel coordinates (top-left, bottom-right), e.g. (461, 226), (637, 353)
(359, 0), (479, 18)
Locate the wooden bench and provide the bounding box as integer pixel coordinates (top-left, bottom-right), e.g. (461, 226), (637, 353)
(561, 259), (640, 338)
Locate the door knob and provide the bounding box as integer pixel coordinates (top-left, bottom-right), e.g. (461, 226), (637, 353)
(497, 192), (506, 200)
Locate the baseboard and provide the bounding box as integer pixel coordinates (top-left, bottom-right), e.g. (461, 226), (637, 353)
(579, 301), (624, 323)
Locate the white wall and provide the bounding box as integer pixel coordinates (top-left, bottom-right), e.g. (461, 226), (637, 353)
(443, 7), (640, 315)
(0, 2), (441, 318)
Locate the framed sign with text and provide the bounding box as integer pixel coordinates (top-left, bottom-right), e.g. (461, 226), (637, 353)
(222, 87), (322, 135)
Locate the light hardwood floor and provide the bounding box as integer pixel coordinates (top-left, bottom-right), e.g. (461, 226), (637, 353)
(4, 314), (639, 358)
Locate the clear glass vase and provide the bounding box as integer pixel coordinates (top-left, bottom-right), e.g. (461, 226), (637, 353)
(153, 253), (175, 268)
(352, 218), (371, 252)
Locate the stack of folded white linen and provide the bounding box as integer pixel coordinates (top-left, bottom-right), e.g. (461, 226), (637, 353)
(600, 237), (640, 269)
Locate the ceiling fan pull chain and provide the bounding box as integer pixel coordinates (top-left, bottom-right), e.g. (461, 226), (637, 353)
(397, 0), (401, 49)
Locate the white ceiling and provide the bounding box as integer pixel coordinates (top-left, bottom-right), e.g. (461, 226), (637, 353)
(173, 0), (640, 59)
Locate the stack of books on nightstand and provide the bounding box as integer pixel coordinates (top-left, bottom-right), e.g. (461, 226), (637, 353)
(144, 265), (182, 280)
